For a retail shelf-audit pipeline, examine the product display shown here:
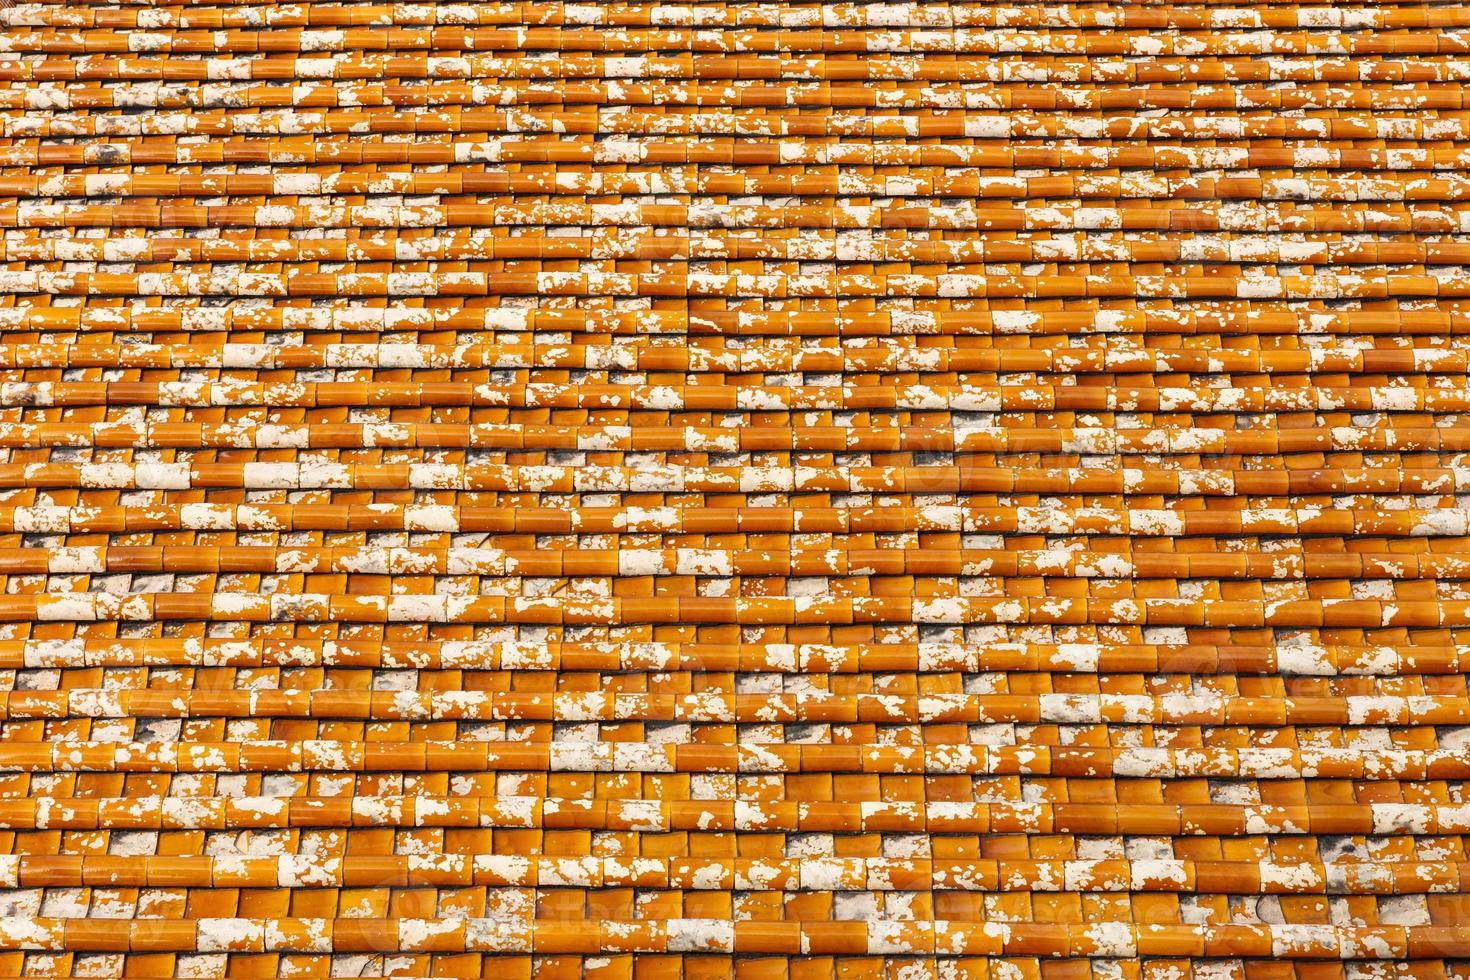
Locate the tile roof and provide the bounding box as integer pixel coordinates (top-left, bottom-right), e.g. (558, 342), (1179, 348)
(2, 0), (1470, 977)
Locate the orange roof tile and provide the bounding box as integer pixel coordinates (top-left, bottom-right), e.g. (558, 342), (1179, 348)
(1, 1), (1470, 978)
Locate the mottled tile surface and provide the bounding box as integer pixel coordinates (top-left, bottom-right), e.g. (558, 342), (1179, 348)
(1, 1), (1470, 978)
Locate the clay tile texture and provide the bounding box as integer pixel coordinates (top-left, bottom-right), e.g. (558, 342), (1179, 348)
(3, 0), (1470, 978)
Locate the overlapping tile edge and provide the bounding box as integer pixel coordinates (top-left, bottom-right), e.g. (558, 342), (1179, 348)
(2, 0), (1470, 978)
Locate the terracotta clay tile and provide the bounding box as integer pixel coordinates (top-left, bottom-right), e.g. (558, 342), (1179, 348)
(1, 0), (1467, 975)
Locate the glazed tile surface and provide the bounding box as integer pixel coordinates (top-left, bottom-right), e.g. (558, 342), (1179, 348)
(2, 1), (1470, 978)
